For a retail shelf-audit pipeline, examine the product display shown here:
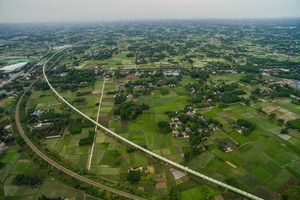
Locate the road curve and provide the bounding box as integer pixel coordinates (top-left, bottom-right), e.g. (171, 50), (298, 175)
(43, 45), (264, 200)
(15, 49), (146, 200)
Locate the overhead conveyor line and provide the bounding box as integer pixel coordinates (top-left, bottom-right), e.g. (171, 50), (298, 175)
(43, 44), (264, 200)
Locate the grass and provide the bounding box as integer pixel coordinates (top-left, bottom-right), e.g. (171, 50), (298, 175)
(0, 145), (89, 199)
(274, 154), (293, 167)
(130, 152), (148, 168)
(190, 152), (214, 168)
(253, 167), (273, 183)
(266, 170), (293, 191)
(11, 162), (32, 174)
(263, 161), (281, 175)
(179, 180), (221, 200)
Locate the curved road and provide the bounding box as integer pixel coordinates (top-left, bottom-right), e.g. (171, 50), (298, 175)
(42, 45), (264, 200)
(15, 49), (146, 200)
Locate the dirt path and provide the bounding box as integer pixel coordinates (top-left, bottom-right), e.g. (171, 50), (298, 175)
(86, 79), (106, 171)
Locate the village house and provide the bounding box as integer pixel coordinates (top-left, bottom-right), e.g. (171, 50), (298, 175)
(31, 110), (44, 117)
(0, 142), (8, 154)
(220, 142), (237, 153)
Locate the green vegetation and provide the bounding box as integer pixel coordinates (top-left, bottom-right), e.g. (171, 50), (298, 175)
(13, 174), (42, 186)
(157, 121), (172, 134)
(70, 123), (82, 134)
(287, 119), (300, 131)
(114, 101), (149, 120)
(79, 130), (95, 145)
(235, 119), (256, 135)
(2, 19), (300, 200)
(127, 170), (141, 183)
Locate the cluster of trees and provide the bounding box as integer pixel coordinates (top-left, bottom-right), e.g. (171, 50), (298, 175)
(79, 130), (95, 146)
(157, 121), (172, 134)
(168, 186), (181, 200)
(235, 119), (256, 135)
(127, 170), (141, 183)
(287, 119), (300, 132)
(166, 108), (222, 159)
(0, 119), (13, 142)
(82, 48), (118, 60)
(74, 97), (86, 103)
(13, 174), (42, 186)
(268, 84), (300, 99)
(34, 81), (50, 90)
(240, 74), (264, 84)
(69, 118), (93, 134)
(159, 87), (169, 95)
(69, 124), (82, 134)
(26, 109), (70, 124)
(114, 101), (149, 120)
(291, 100), (300, 105)
(185, 81), (249, 106)
(189, 69), (209, 83)
(280, 183), (300, 200)
(114, 94), (127, 104)
(0, 162), (5, 170)
(0, 93), (8, 100)
(48, 66), (96, 91)
(125, 76), (181, 88)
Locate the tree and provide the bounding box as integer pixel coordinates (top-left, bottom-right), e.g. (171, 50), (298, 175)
(159, 87), (169, 95)
(127, 170), (141, 183)
(69, 123), (82, 134)
(168, 186), (181, 200)
(157, 121), (172, 134)
(281, 128), (289, 134)
(269, 113), (276, 119)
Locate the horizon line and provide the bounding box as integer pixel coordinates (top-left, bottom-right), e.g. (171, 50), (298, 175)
(1, 17), (300, 25)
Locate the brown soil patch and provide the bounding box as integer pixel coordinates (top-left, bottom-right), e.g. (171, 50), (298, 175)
(92, 90), (102, 95)
(210, 135), (217, 140)
(230, 116), (238, 121)
(126, 74), (137, 79)
(121, 120), (129, 126)
(36, 103), (47, 107)
(73, 101), (87, 106)
(99, 116), (110, 127)
(263, 106), (279, 114)
(271, 110), (283, 117)
(155, 182), (167, 189)
(147, 166), (155, 174)
(137, 186), (144, 191)
(280, 112), (300, 121)
(225, 110), (234, 115)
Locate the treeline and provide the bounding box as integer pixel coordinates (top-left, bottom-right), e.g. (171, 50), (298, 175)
(69, 118), (94, 134)
(287, 119), (300, 132)
(114, 101), (149, 120)
(48, 66), (96, 91)
(13, 174), (42, 186)
(79, 130), (95, 146)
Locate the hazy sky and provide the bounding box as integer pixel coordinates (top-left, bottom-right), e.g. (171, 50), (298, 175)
(0, 0), (299, 23)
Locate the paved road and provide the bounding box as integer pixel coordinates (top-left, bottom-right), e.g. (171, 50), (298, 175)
(42, 45), (264, 200)
(15, 49), (146, 200)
